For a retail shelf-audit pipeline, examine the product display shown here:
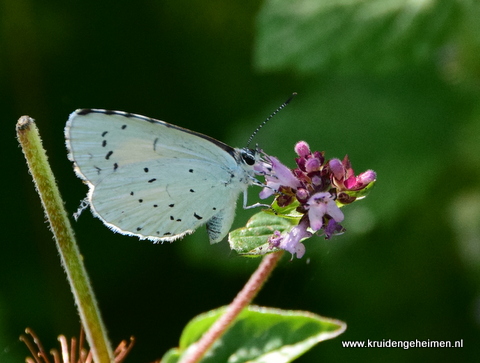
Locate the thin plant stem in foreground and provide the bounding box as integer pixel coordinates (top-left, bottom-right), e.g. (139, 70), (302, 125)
(181, 250), (284, 363)
(16, 116), (114, 363)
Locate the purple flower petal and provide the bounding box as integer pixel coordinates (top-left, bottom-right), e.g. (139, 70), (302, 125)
(344, 176), (357, 189)
(269, 157), (301, 189)
(311, 174), (322, 186)
(308, 201), (328, 231)
(259, 187), (275, 199)
(268, 230), (283, 247)
(324, 219), (345, 239)
(257, 156), (302, 199)
(278, 219), (311, 258)
(307, 192), (344, 231)
(326, 200), (344, 222)
(293, 242), (306, 259)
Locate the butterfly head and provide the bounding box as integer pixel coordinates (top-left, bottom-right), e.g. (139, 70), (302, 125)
(240, 148), (257, 166)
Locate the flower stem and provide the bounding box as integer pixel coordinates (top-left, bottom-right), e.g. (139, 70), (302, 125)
(16, 116), (114, 363)
(181, 250), (284, 363)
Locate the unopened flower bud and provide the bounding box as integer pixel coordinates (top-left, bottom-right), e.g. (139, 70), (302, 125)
(296, 188), (309, 203)
(357, 170), (376, 185)
(305, 157), (321, 172)
(329, 158), (344, 180)
(294, 141), (311, 157)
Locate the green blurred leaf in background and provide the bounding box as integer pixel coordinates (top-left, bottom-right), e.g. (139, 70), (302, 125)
(255, 0), (480, 77)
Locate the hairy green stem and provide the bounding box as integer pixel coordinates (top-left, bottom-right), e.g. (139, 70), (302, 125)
(16, 116), (114, 363)
(181, 250), (284, 363)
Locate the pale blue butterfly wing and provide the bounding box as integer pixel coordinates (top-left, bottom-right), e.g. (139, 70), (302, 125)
(65, 109), (258, 243)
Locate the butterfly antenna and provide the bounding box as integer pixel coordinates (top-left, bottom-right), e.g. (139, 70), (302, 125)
(246, 92), (297, 147)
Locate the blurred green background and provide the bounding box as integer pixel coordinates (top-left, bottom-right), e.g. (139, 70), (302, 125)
(2, 0), (480, 361)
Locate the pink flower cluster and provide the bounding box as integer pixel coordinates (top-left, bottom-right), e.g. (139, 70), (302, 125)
(256, 141), (376, 258)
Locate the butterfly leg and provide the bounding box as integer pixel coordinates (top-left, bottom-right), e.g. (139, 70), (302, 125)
(73, 197), (90, 221)
(242, 189), (270, 210)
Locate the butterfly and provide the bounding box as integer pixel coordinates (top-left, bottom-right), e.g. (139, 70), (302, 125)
(65, 109), (265, 243)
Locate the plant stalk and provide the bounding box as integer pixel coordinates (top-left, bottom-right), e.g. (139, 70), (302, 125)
(181, 250), (284, 363)
(16, 116), (114, 363)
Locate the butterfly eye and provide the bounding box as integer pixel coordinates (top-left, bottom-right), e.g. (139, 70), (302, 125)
(241, 149), (257, 166)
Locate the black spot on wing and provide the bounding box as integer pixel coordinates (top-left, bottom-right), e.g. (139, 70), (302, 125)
(194, 213), (203, 220)
(190, 189), (195, 193)
(169, 203), (174, 207)
(102, 140), (107, 147)
(148, 178), (157, 183)
(144, 168), (149, 173)
(105, 151), (113, 160)
(113, 163), (118, 171)
(101, 131), (108, 137)
(121, 125), (127, 129)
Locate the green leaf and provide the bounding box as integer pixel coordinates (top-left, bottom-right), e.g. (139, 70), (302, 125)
(161, 305), (347, 363)
(228, 211), (296, 256)
(255, 0), (464, 74)
(265, 199), (303, 220)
